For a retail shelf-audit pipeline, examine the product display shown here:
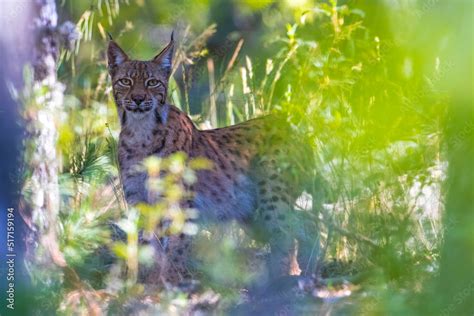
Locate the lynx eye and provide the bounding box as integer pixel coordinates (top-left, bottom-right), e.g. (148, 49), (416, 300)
(146, 79), (161, 87)
(118, 78), (132, 86)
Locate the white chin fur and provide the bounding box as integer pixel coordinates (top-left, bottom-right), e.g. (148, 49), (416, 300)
(128, 111), (149, 120)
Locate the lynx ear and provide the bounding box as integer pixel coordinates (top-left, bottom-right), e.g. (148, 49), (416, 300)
(107, 40), (129, 70)
(152, 31), (174, 77)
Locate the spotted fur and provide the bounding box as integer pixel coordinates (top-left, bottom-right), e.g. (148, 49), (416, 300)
(108, 35), (319, 285)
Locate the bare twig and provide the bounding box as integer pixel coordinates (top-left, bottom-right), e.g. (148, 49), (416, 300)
(321, 210), (381, 249)
(207, 58), (217, 127)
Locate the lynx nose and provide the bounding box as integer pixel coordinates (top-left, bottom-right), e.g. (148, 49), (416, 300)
(131, 94), (146, 105)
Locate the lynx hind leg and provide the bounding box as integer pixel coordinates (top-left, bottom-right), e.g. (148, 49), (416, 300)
(255, 178), (301, 277)
(295, 210), (320, 276)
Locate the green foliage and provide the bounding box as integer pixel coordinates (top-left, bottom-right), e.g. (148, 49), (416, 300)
(138, 153), (210, 234)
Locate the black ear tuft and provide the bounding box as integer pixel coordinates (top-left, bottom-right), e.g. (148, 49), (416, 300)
(152, 33), (175, 77)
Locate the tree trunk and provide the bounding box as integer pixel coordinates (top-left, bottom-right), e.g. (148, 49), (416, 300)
(24, 0), (66, 267)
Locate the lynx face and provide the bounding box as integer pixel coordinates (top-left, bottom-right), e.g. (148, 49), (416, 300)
(107, 35), (174, 121)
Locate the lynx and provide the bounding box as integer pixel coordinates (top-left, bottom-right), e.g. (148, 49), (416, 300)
(107, 33), (319, 285)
